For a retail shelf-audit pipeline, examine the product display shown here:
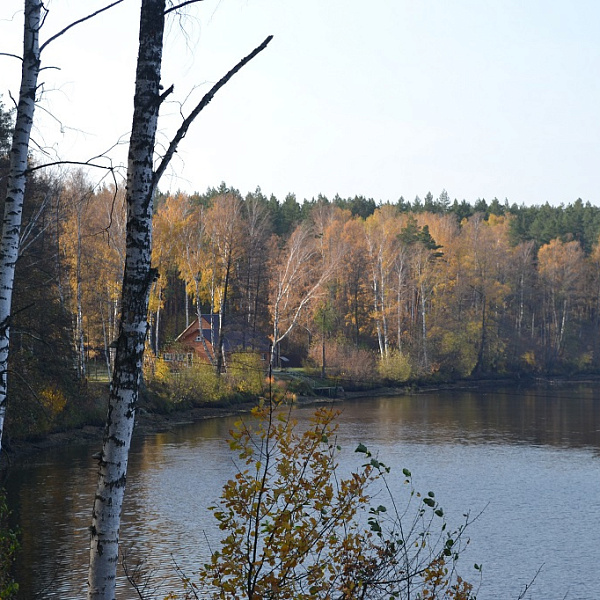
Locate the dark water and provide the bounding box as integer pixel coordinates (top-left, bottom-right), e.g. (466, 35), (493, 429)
(5, 383), (600, 599)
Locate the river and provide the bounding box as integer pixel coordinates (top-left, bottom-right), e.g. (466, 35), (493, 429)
(5, 383), (600, 599)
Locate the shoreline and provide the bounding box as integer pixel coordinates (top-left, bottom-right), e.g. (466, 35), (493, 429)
(2, 374), (596, 467)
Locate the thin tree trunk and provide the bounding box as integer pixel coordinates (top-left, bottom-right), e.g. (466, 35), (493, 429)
(100, 301), (112, 380)
(185, 288), (190, 328)
(215, 254), (231, 375)
(420, 282), (429, 369)
(0, 0), (41, 454)
(87, 15), (271, 597)
(194, 277), (216, 365)
(75, 208), (87, 378)
(87, 2), (165, 597)
(155, 297), (161, 355)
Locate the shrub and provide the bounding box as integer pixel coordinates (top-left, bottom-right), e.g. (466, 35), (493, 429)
(378, 349), (412, 382)
(192, 403), (478, 600)
(307, 339), (377, 387)
(225, 352), (265, 397)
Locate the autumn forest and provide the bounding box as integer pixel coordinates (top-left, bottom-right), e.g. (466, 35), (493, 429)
(4, 141), (600, 439)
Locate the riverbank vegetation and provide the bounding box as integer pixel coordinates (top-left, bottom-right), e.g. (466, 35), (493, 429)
(4, 146), (600, 443)
(3, 157), (600, 440)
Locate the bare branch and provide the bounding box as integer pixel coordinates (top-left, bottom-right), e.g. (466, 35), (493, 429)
(0, 52), (23, 62)
(153, 34), (273, 189)
(24, 160), (118, 175)
(40, 1), (125, 52)
(19, 185), (56, 255)
(164, 0), (205, 16)
(158, 83), (174, 105)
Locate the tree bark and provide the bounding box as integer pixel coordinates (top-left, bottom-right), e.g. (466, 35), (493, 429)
(87, 1), (165, 597)
(0, 0), (42, 454)
(87, 10), (271, 596)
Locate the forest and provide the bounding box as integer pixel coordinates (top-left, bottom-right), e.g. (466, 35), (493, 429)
(5, 2), (599, 599)
(3, 132), (600, 441)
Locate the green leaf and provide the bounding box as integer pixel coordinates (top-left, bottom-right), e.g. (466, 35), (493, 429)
(402, 468), (411, 477)
(427, 491), (435, 498)
(434, 508), (444, 517)
(369, 520), (382, 533)
(422, 497), (436, 507)
(355, 443), (368, 454)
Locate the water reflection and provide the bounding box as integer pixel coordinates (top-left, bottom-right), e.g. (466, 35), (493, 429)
(334, 385), (600, 449)
(5, 384), (600, 599)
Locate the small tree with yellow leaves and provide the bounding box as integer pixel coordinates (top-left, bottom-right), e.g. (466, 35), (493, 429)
(193, 403), (478, 600)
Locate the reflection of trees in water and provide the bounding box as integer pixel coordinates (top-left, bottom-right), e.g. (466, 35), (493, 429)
(7, 385), (600, 597)
(341, 385), (600, 449)
(6, 446), (95, 598)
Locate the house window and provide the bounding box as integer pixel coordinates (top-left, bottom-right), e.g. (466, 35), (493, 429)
(261, 353), (267, 361)
(163, 353), (173, 362)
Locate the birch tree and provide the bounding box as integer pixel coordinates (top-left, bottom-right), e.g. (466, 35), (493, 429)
(0, 0), (42, 456)
(364, 206), (402, 358)
(205, 193), (245, 374)
(537, 238), (585, 364)
(0, 0), (124, 454)
(269, 222), (339, 367)
(86, 2), (272, 596)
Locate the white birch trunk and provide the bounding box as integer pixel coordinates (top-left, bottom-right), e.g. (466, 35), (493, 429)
(379, 260), (390, 358)
(185, 288), (190, 328)
(269, 224), (336, 367)
(420, 281), (429, 369)
(86, 13), (271, 597)
(0, 0), (41, 454)
(76, 208), (86, 378)
(87, 1), (165, 597)
(155, 295), (161, 354)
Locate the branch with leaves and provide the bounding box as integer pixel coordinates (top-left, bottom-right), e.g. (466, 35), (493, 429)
(192, 402), (479, 600)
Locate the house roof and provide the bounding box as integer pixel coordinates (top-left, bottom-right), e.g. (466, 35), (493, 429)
(174, 315), (216, 344)
(174, 315), (270, 353)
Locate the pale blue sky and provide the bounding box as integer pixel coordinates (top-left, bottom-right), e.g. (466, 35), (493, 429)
(1, 0), (599, 205)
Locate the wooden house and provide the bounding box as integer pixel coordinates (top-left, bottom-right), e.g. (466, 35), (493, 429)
(162, 315), (270, 369)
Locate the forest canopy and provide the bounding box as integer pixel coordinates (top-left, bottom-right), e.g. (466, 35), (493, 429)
(5, 169), (600, 438)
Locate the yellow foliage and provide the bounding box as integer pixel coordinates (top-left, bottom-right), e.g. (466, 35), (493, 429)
(153, 358), (172, 383)
(378, 350), (411, 382)
(40, 386), (67, 416)
(225, 352), (265, 396)
(521, 351), (536, 367)
(192, 405), (477, 600)
(438, 327), (478, 377)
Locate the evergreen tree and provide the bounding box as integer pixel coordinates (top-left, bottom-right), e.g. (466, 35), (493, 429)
(0, 97), (12, 156)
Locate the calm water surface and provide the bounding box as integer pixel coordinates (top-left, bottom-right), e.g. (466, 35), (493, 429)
(5, 384), (600, 599)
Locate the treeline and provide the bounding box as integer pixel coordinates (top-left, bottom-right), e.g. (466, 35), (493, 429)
(186, 184), (600, 253)
(3, 164), (600, 436)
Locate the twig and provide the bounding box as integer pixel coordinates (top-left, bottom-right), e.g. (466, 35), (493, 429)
(40, 1), (124, 52)
(152, 34), (273, 189)
(165, 0), (206, 16)
(516, 563), (544, 600)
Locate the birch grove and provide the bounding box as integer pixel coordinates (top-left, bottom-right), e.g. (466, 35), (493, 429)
(0, 0), (41, 455)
